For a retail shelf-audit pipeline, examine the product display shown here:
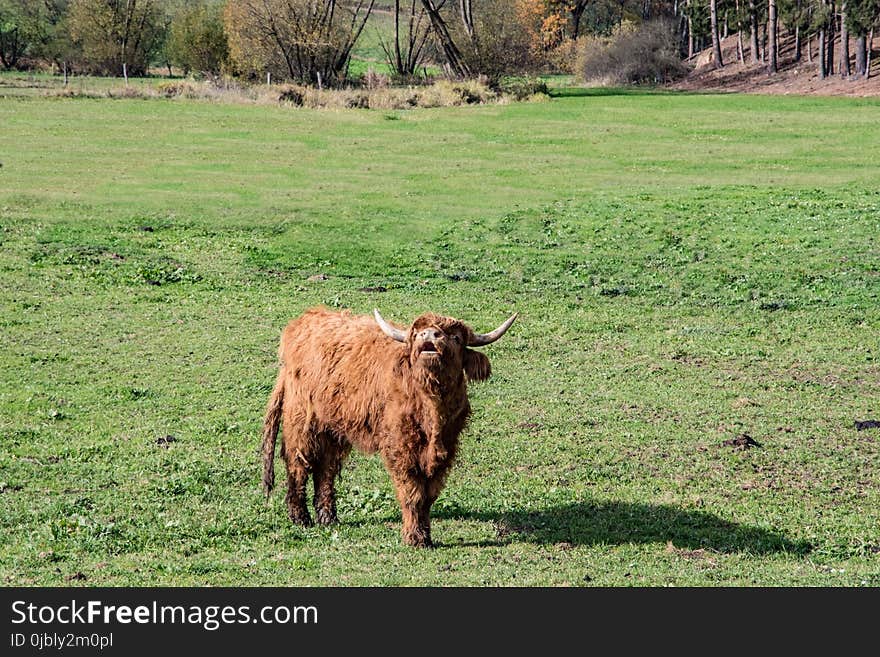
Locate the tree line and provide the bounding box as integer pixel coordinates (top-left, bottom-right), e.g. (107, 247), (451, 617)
(0, 1), (877, 83)
(683, 0), (879, 77)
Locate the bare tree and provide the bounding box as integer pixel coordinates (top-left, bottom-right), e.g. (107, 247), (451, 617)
(420, 0), (470, 77)
(419, 1), (533, 78)
(67, 0), (164, 76)
(378, 0), (432, 77)
(224, 0), (376, 85)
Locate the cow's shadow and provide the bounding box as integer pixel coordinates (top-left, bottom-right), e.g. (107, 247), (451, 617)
(432, 500), (811, 554)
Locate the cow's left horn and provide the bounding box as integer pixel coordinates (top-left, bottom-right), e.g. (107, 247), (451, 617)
(469, 313), (518, 347)
(374, 309), (407, 342)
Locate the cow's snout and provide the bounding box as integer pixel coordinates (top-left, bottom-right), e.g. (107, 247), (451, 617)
(415, 327), (445, 358)
(417, 328), (442, 342)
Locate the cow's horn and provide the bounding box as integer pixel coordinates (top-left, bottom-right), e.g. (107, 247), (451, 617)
(469, 313), (518, 347)
(374, 309), (407, 342)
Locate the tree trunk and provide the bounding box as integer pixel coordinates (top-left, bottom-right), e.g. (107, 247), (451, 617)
(795, 25), (801, 61)
(768, 0), (778, 73)
(688, 16), (694, 58)
(393, 0), (403, 74)
(808, 33), (812, 63)
(420, 0), (470, 78)
(458, 0), (475, 43)
(826, 6), (835, 74)
(710, 0), (724, 67)
(570, 2), (587, 40)
(867, 28), (873, 79)
(687, 0), (694, 59)
(735, 0), (744, 63)
(855, 35), (867, 76)
(749, 0), (760, 63)
(761, 20), (767, 62)
(818, 28), (826, 78)
(839, 2), (850, 77)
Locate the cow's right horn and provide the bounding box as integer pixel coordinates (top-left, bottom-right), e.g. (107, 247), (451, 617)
(374, 309), (407, 342)
(469, 313), (518, 347)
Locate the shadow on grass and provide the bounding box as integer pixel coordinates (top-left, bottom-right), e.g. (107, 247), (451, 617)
(549, 86), (712, 99)
(434, 500), (811, 555)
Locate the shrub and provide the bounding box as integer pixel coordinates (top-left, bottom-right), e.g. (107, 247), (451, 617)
(345, 93), (370, 109)
(277, 85), (305, 106)
(544, 38), (582, 75)
(156, 81), (200, 98)
(361, 68), (390, 90)
(497, 76), (549, 100)
(415, 79), (497, 107)
(578, 19), (690, 85)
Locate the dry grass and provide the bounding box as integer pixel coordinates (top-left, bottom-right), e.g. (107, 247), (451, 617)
(41, 76), (551, 109)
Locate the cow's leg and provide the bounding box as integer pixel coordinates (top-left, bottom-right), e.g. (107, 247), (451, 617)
(282, 423), (314, 527)
(284, 455), (312, 527)
(383, 439), (449, 547)
(313, 437), (350, 526)
(417, 466), (452, 547)
(387, 469), (432, 548)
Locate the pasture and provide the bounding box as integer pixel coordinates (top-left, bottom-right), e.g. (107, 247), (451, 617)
(1, 85), (879, 586)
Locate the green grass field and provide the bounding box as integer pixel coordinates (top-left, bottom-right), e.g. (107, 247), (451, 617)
(1, 84), (879, 586)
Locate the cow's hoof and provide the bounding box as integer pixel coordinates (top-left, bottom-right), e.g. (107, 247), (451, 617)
(403, 533), (434, 548)
(315, 508), (337, 526)
(288, 511), (313, 527)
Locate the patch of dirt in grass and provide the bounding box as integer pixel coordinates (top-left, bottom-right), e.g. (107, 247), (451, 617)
(494, 520), (514, 540)
(517, 421), (543, 434)
(776, 364), (880, 390)
(723, 434), (762, 450)
(665, 541), (718, 566)
(669, 350), (707, 367)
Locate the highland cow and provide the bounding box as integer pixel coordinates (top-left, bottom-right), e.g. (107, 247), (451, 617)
(261, 307), (517, 547)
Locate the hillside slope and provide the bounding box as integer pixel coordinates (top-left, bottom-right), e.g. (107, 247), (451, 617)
(672, 31), (880, 96)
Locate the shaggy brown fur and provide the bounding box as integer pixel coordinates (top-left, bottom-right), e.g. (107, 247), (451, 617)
(261, 307), (507, 547)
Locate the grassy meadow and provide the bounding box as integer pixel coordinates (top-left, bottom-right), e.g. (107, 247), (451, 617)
(1, 83), (879, 586)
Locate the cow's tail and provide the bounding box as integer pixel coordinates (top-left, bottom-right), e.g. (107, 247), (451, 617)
(261, 370), (285, 498)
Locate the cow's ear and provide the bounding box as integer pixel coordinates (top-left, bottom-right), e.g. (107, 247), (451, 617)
(463, 349), (491, 382)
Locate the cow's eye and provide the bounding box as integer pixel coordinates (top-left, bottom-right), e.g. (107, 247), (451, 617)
(452, 335), (461, 343)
